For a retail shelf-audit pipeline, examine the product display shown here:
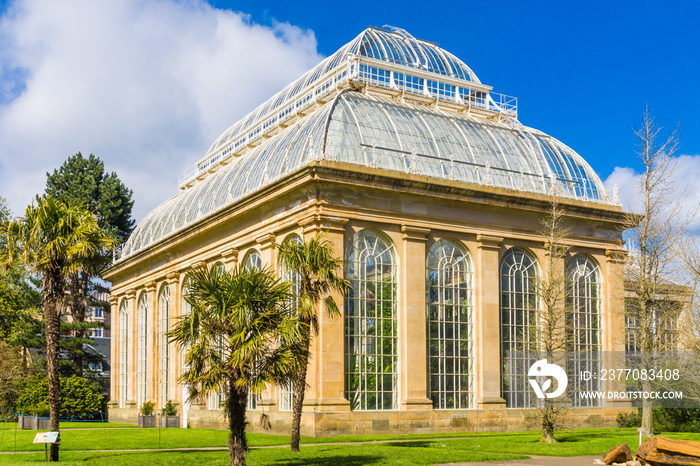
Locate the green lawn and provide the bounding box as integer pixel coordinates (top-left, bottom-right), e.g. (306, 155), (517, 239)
(0, 424), (698, 465)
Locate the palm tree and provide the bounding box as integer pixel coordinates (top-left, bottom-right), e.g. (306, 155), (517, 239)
(1, 196), (114, 462)
(169, 265), (306, 466)
(276, 235), (349, 452)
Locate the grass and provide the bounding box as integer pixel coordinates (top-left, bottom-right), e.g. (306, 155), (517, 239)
(0, 423), (699, 465)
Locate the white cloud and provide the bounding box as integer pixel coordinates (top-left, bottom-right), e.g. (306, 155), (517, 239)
(0, 0), (323, 221)
(604, 154), (700, 227)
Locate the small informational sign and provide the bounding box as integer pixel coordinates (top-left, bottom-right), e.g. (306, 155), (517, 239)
(637, 427), (646, 446)
(33, 432), (59, 444)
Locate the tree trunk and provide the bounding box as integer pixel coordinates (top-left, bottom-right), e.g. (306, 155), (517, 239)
(228, 380), (249, 466)
(642, 377), (654, 435)
(44, 267), (63, 462)
(290, 338), (310, 452)
(540, 399), (557, 443)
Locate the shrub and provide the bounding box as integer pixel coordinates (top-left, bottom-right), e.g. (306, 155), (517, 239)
(162, 400), (178, 416)
(616, 410), (641, 427)
(16, 374), (103, 418)
(140, 400), (155, 416)
(654, 408), (700, 433)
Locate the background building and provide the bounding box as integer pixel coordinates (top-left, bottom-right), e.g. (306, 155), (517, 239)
(105, 27), (629, 433)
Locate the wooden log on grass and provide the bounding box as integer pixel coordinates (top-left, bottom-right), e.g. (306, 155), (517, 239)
(604, 443), (633, 464)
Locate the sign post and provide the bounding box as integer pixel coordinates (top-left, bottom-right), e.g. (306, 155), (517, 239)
(637, 427), (646, 446)
(33, 431), (60, 462)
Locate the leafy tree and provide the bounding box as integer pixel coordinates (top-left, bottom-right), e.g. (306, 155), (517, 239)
(46, 153), (133, 375)
(169, 265), (305, 466)
(0, 342), (36, 412)
(0, 197), (42, 342)
(276, 235), (349, 452)
(1, 196), (115, 461)
(16, 374), (104, 418)
(45, 152), (134, 241)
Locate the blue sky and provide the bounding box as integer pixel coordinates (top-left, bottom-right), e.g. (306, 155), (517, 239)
(0, 0), (698, 221)
(222, 0), (700, 178)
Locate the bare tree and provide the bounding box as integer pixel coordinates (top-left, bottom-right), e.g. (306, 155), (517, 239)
(531, 196), (572, 443)
(624, 106), (690, 435)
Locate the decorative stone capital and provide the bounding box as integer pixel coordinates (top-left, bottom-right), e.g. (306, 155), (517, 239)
(108, 296), (119, 307)
(401, 224), (430, 242)
(220, 248), (238, 263)
(299, 215), (348, 236)
(166, 272), (180, 284)
(255, 233), (276, 250)
(476, 234), (503, 251)
(145, 281), (157, 293)
(125, 290), (136, 299)
(191, 260), (207, 270)
(606, 248), (629, 264)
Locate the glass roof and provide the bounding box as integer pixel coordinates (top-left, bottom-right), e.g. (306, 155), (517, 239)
(120, 91), (608, 259)
(202, 27), (480, 161)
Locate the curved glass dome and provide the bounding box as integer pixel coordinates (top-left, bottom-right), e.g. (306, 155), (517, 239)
(120, 91), (608, 259)
(203, 27), (480, 161)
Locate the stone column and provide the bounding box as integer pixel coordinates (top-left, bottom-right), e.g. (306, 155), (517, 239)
(146, 281), (157, 407)
(475, 234), (506, 408)
(166, 272), (180, 406)
(257, 234), (277, 272)
(605, 248), (629, 407)
(299, 215), (350, 411)
(398, 225), (433, 410)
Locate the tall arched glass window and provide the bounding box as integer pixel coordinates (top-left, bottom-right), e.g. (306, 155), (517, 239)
(500, 247), (539, 408)
(181, 278), (192, 410)
(119, 299), (129, 408)
(242, 250), (262, 271)
(279, 233), (302, 412)
(209, 262), (227, 411)
(158, 284), (170, 408)
(345, 230), (397, 411)
(137, 291), (148, 408)
(427, 239), (474, 409)
(566, 254), (601, 407)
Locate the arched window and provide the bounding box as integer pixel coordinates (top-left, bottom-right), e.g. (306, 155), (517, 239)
(500, 247), (539, 408)
(209, 263), (227, 411)
(345, 230), (397, 411)
(279, 233), (302, 412)
(137, 291), (148, 408)
(242, 249), (262, 271)
(426, 239), (474, 409)
(181, 278), (192, 413)
(119, 299), (129, 408)
(158, 284), (170, 408)
(566, 254), (601, 407)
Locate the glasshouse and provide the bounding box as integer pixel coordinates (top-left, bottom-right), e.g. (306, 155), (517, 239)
(104, 26), (629, 434)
